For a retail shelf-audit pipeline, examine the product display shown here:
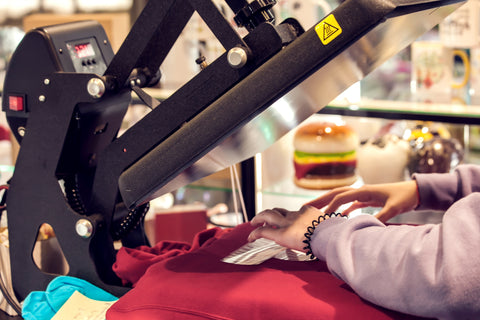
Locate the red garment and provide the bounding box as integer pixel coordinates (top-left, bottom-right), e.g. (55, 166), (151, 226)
(0, 126), (10, 141)
(113, 228), (223, 286)
(107, 224), (429, 320)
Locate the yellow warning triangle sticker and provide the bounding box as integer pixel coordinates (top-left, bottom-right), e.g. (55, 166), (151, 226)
(315, 14), (342, 45)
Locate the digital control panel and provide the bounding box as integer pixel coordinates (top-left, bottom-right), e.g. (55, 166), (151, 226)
(66, 37), (107, 74)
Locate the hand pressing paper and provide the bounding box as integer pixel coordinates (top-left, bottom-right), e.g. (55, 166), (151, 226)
(222, 238), (312, 265)
(52, 291), (116, 320)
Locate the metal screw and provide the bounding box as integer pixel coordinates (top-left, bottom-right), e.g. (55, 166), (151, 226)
(18, 127), (26, 137)
(44, 79), (50, 85)
(227, 47), (248, 69)
(196, 56), (208, 70)
(87, 78), (106, 98)
(76, 219), (93, 238)
(38, 95), (46, 102)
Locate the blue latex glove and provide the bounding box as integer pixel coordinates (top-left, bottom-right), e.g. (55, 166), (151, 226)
(22, 276), (118, 320)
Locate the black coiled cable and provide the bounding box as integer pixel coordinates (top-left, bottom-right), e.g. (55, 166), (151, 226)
(63, 175), (87, 215)
(64, 175), (150, 241)
(111, 203), (150, 241)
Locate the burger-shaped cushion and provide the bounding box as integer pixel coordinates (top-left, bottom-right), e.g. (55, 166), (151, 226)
(293, 122), (359, 189)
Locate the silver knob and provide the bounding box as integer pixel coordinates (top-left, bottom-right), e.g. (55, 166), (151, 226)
(76, 219), (93, 238)
(227, 47), (248, 69)
(87, 78), (106, 98)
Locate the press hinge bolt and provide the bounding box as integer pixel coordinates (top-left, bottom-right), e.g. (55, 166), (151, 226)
(227, 47), (248, 69)
(76, 219), (93, 238)
(87, 78), (106, 98)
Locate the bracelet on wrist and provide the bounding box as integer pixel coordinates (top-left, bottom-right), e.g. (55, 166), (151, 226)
(303, 212), (347, 260)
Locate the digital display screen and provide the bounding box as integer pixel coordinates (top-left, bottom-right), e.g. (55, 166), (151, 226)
(74, 42), (95, 58)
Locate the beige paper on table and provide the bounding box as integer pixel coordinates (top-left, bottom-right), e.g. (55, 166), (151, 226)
(51, 291), (116, 320)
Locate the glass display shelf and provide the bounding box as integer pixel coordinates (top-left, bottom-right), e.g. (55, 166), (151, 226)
(321, 98), (480, 124)
(258, 177), (363, 212)
(257, 176), (446, 225)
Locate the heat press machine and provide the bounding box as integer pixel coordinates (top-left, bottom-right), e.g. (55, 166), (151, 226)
(1, 0), (465, 302)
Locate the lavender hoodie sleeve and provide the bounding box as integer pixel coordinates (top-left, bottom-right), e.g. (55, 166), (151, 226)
(309, 165), (480, 320)
(414, 164), (480, 211)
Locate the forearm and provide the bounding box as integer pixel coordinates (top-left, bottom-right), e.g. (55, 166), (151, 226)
(311, 202), (480, 319)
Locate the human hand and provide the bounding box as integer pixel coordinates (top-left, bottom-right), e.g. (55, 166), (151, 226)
(248, 205), (328, 252)
(306, 180), (420, 223)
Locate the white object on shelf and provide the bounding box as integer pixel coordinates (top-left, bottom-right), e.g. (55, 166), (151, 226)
(357, 135), (410, 184)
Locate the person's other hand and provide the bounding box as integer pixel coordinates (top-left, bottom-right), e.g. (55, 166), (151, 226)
(306, 180), (420, 223)
(248, 205), (327, 252)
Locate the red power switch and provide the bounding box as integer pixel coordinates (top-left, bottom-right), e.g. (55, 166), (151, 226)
(9, 95), (24, 111)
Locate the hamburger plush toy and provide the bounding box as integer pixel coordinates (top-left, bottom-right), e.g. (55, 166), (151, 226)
(293, 122), (359, 189)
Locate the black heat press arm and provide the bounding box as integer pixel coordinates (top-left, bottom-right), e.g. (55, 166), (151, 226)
(1, 0), (464, 300)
